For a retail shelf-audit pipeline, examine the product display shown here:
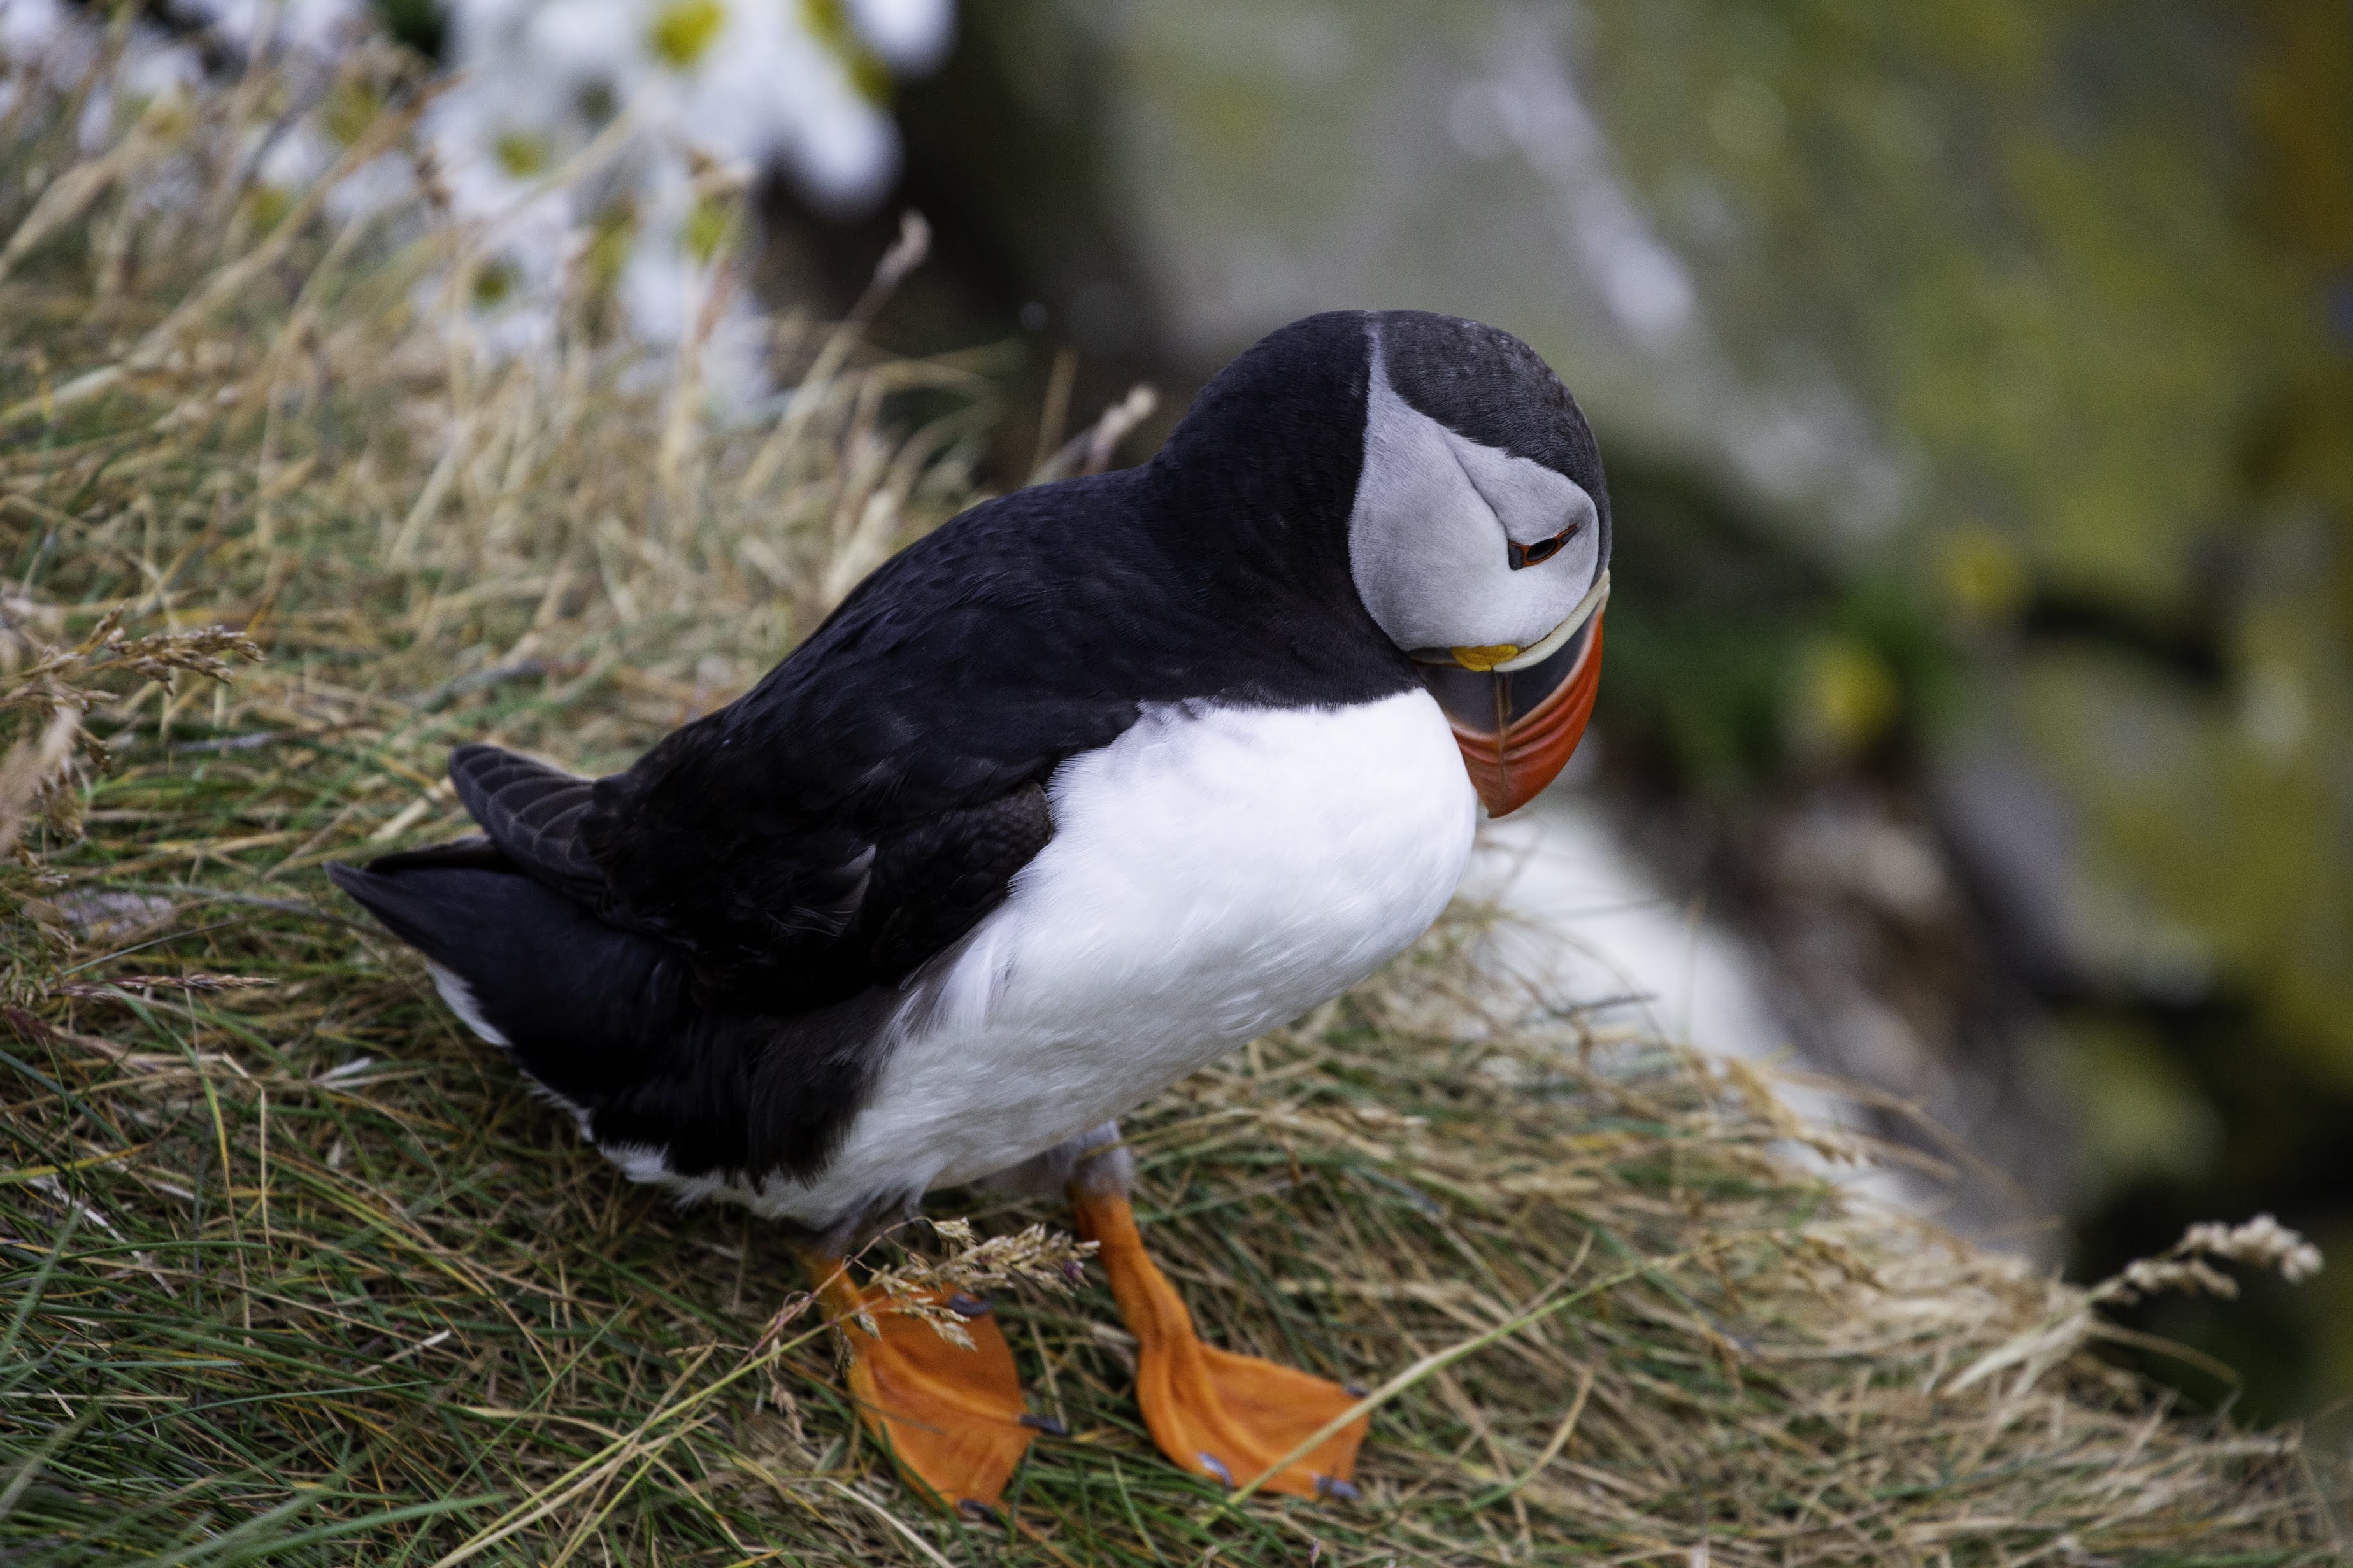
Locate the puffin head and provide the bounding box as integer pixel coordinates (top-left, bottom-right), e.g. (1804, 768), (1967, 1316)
(1346, 310), (1611, 816)
(1148, 308), (1609, 815)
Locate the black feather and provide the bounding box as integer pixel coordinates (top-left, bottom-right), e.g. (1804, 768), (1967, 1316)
(327, 852), (905, 1178)
(326, 852), (688, 1107)
(446, 744), (605, 902)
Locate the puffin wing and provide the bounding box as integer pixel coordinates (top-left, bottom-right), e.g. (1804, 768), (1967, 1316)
(447, 744), (605, 902)
(576, 703), (1072, 1004)
(574, 482), (1160, 999)
(336, 738), (1059, 1180)
(860, 784), (1055, 976)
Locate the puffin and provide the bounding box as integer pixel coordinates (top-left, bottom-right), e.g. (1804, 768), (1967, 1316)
(329, 309), (1610, 1515)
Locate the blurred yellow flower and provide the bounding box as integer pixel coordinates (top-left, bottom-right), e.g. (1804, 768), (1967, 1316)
(683, 196), (734, 263)
(587, 200), (638, 290)
(1795, 638), (1901, 759)
(494, 130), (550, 178)
(803, 0), (891, 104)
(1937, 527), (2030, 626)
(320, 77), (380, 147)
(243, 185), (293, 235)
(650, 0), (727, 69)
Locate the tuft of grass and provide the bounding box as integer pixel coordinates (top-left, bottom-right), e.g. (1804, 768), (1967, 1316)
(0, 36), (2343, 1567)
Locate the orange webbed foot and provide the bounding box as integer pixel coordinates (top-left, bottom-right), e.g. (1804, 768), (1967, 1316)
(1072, 1192), (1367, 1500)
(812, 1263), (1041, 1517)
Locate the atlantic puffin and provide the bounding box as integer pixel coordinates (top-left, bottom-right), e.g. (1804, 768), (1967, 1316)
(329, 309), (1610, 1515)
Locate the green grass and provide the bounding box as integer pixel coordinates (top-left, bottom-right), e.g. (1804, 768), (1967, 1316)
(0, 36), (2342, 1567)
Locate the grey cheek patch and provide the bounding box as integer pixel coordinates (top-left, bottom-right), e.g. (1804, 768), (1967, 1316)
(1349, 328), (1604, 652)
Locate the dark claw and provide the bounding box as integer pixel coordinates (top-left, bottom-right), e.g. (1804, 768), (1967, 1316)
(946, 1292), (991, 1318)
(1314, 1474), (1361, 1502)
(1020, 1412), (1069, 1436)
(1197, 1452), (1235, 1488)
(1341, 1382), (1369, 1398)
(956, 1498), (996, 1523)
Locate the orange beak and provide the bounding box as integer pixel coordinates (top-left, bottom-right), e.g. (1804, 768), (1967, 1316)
(1416, 608), (1605, 817)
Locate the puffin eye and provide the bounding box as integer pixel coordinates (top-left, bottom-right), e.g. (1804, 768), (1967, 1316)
(1505, 518), (1583, 571)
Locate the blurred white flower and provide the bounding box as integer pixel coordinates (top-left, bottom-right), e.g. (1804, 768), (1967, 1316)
(1, 0), (954, 387)
(1, 0), (98, 98)
(0, 0), (207, 144)
(426, 0), (945, 216)
(845, 0), (952, 73)
(424, 0), (950, 381)
(169, 0), (373, 62)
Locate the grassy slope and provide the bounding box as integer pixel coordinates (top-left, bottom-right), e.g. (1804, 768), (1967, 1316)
(0, 43), (2340, 1567)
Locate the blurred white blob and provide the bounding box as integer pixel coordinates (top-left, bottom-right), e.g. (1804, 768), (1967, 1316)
(846, 0), (953, 73)
(1470, 15), (1695, 349)
(173, 0), (373, 60)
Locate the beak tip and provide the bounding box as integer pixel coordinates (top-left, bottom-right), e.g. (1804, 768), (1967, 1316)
(1474, 781), (1540, 818)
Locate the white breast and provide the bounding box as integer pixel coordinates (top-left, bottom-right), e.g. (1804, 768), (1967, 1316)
(747, 689), (1477, 1226)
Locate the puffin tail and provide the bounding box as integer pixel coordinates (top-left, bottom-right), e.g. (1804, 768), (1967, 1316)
(327, 840), (690, 1101)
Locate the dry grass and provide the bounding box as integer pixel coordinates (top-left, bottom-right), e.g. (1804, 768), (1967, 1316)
(0, 37), (2343, 1567)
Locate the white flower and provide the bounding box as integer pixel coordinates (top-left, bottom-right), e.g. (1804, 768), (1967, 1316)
(846, 0), (952, 73)
(1, 0), (953, 396)
(417, 0), (952, 379)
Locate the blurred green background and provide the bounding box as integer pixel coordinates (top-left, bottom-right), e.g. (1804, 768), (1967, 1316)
(382, 0), (2353, 1432)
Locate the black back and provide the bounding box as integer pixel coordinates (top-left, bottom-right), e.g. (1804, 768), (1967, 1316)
(580, 309), (1415, 999)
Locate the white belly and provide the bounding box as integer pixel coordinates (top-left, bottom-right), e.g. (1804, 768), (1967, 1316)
(752, 690), (1477, 1225)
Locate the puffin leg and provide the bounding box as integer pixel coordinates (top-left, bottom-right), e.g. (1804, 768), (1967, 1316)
(1067, 1183), (1368, 1501)
(805, 1253), (1038, 1516)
